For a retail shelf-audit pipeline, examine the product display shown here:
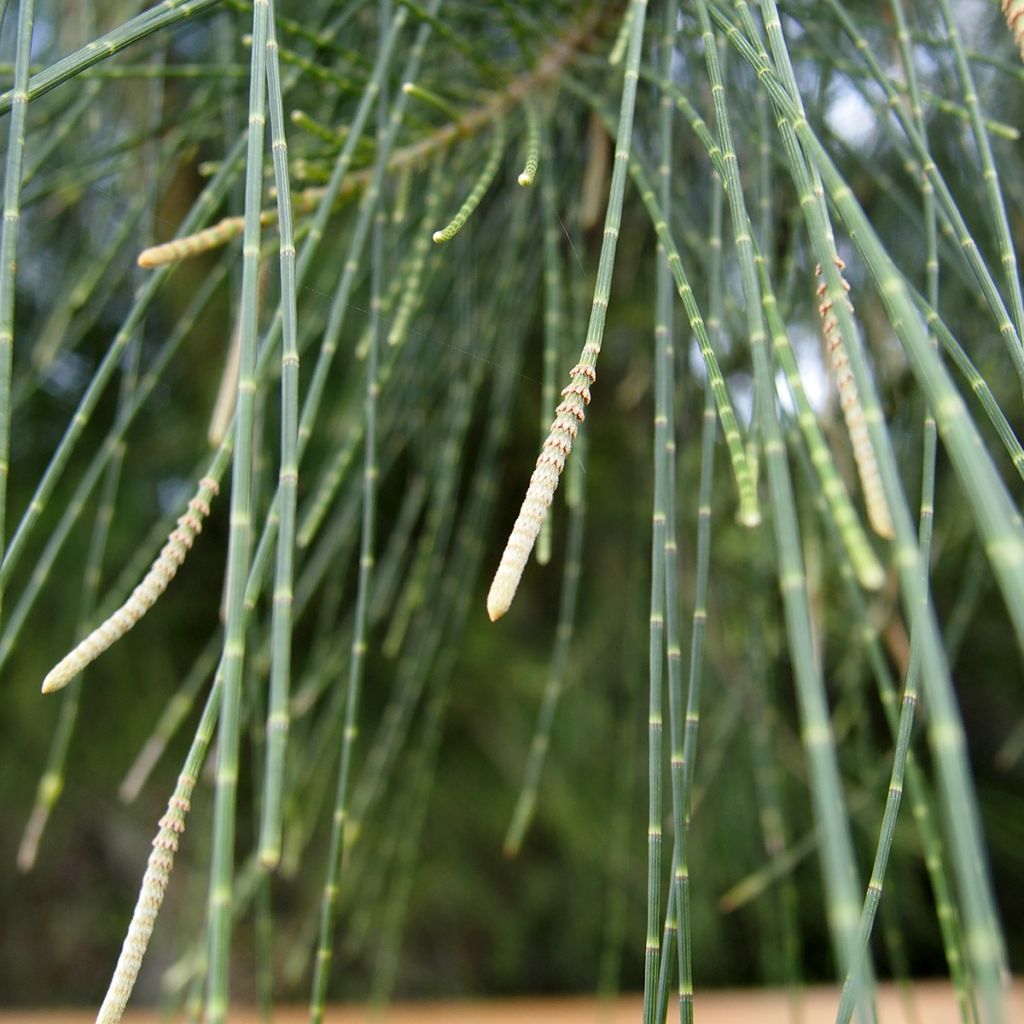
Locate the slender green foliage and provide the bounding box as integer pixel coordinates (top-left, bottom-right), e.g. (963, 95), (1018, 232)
(690, 5), (871, 1009)
(713, 8), (1011, 1017)
(257, 6), (301, 870)
(516, 96), (540, 187)
(0, 0), (34, 616)
(0, 0), (223, 113)
(203, 1), (270, 1018)
(6, 3), (1023, 1018)
(431, 116), (506, 243)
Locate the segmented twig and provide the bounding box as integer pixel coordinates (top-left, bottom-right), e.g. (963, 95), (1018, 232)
(816, 259), (894, 539)
(1003, 0), (1024, 62)
(41, 478), (220, 693)
(95, 773), (195, 1024)
(487, 363), (594, 621)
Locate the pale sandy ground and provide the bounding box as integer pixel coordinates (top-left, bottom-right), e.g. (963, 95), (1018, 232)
(7, 982), (1023, 1023)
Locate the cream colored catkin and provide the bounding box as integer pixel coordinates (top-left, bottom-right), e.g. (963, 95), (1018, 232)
(487, 363), (594, 621)
(1004, 0), (1024, 61)
(95, 776), (194, 1024)
(138, 218), (245, 268)
(137, 209), (276, 269)
(41, 478), (220, 693)
(816, 260), (894, 540)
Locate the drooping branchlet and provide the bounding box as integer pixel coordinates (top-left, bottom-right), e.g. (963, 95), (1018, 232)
(41, 478), (220, 693)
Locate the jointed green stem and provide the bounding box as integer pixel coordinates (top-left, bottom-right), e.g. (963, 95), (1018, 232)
(0, 0), (35, 620)
(308, 6), (443, 1018)
(810, 0), (1024, 391)
(257, 7), (300, 870)
(654, 5), (689, 1019)
(1, 137), (247, 594)
(0, 0), (221, 113)
(713, 9), (1012, 1018)
(935, 0), (1024, 363)
(203, 0), (270, 1018)
(691, 5), (871, 1008)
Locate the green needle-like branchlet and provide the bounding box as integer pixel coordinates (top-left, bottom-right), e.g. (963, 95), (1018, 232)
(257, 9), (300, 871)
(516, 96), (540, 186)
(204, 0), (270, 1019)
(653, 6), (690, 1019)
(2, 137), (247, 595)
(401, 80), (463, 121)
(714, 9), (1013, 1018)
(431, 116), (506, 243)
(0, 0), (222, 113)
(309, 6), (444, 1018)
(7, 3), (1023, 1016)
(692, 6), (872, 1011)
(0, 0), (35, 619)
